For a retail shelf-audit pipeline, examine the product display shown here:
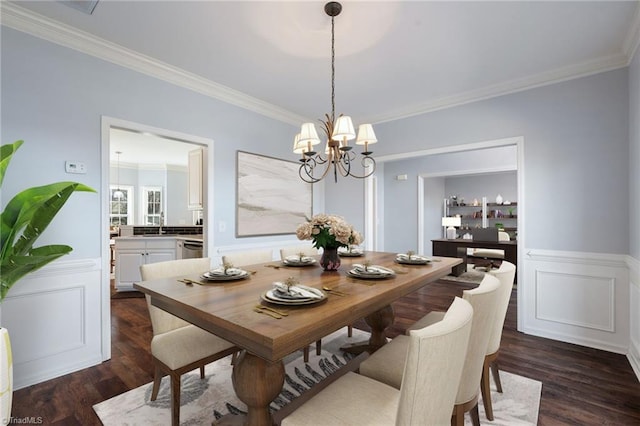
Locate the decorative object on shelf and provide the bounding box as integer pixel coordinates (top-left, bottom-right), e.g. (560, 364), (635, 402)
(508, 207), (515, 217)
(496, 194), (503, 205)
(296, 214), (362, 271)
(293, 2), (377, 183)
(442, 216), (462, 240)
(472, 198), (479, 206)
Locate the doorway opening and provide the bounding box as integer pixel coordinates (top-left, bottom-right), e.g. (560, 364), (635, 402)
(100, 116), (214, 361)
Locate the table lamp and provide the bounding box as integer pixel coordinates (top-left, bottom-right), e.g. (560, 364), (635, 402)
(442, 217), (461, 239)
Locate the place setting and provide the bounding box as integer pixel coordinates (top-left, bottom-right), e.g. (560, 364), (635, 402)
(281, 253), (318, 267)
(347, 261), (396, 280)
(260, 278), (326, 307)
(395, 250), (433, 265)
(192, 261), (251, 283)
(338, 245), (364, 257)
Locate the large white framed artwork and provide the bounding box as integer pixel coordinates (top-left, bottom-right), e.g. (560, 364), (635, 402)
(236, 151), (312, 237)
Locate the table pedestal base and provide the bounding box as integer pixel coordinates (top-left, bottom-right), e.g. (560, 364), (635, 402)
(217, 350), (284, 426)
(340, 305), (394, 355)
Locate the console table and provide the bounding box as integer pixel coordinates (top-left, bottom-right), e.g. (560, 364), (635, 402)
(432, 239), (517, 276)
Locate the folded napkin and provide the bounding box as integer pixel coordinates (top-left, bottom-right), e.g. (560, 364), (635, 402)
(352, 264), (392, 275)
(284, 255), (315, 263)
(396, 253), (430, 261)
(208, 267), (244, 276)
(273, 282), (322, 299)
(339, 247), (364, 254)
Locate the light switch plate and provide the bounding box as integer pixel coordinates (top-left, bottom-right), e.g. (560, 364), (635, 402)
(65, 161), (87, 174)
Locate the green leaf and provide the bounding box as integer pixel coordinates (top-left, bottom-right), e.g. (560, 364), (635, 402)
(0, 140), (95, 301)
(0, 140), (23, 187)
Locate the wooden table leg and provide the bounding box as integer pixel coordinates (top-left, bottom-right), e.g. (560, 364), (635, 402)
(219, 350), (284, 426)
(341, 304), (394, 355)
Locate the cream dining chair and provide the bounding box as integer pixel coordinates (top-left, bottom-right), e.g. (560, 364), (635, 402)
(221, 248), (273, 267)
(281, 297), (474, 426)
(140, 258), (238, 426)
(359, 274), (501, 426)
(279, 244), (319, 260)
(481, 260), (516, 420)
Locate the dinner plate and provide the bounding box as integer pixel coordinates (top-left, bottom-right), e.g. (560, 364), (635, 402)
(261, 288), (326, 306)
(282, 258), (317, 267)
(395, 257), (432, 265)
(201, 270), (250, 281)
(347, 266), (395, 279)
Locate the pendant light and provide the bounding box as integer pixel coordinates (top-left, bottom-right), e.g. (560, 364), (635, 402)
(113, 151), (124, 200)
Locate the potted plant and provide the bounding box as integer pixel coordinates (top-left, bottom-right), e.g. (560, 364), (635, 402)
(0, 140), (95, 421)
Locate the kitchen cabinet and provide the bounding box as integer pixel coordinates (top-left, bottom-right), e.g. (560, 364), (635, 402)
(188, 147), (203, 210)
(115, 238), (176, 291)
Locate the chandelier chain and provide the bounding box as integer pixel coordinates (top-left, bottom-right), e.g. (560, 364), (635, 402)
(330, 14), (335, 124)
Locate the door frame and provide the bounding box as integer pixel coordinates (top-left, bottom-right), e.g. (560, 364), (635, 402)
(100, 116), (214, 361)
(366, 135), (525, 330)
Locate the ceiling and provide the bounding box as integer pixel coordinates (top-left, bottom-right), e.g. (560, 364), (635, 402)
(4, 1), (640, 164)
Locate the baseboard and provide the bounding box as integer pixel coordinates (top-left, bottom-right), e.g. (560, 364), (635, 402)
(523, 324), (628, 355)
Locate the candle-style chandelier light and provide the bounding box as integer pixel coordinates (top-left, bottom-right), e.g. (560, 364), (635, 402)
(293, 2), (378, 183)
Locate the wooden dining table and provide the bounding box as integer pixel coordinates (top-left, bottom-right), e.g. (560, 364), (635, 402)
(133, 251), (461, 426)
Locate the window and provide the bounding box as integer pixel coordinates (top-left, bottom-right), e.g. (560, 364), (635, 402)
(110, 185), (133, 226)
(142, 186), (163, 225)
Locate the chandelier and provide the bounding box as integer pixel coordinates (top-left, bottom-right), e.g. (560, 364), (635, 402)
(293, 2), (378, 184)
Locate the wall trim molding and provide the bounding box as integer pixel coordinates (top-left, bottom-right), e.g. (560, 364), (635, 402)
(627, 255), (640, 289)
(2, 2), (635, 127)
(526, 249), (628, 269)
(629, 336), (640, 382)
(523, 324), (629, 355)
(0, 2), (306, 126)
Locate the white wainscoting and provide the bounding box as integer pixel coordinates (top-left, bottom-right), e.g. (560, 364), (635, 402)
(628, 255), (640, 380)
(0, 258), (103, 390)
(523, 249), (629, 354)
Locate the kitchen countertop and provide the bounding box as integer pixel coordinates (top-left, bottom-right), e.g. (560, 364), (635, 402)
(116, 234), (203, 243)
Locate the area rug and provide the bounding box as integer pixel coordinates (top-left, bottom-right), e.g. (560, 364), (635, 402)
(440, 266), (486, 284)
(94, 329), (541, 425)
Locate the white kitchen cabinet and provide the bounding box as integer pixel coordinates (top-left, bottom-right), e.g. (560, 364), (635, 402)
(114, 238), (176, 291)
(188, 147), (203, 210)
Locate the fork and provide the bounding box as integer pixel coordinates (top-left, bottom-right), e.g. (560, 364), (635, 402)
(254, 307), (282, 319)
(255, 305), (288, 316)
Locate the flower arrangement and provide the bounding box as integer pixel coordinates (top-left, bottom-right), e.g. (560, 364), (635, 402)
(296, 214), (363, 250)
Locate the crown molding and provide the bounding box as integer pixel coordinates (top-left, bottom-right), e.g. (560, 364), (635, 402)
(623, 1), (640, 63)
(1, 2), (635, 127)
(0, 2), (307, 126)
(369, 52), (629, 124)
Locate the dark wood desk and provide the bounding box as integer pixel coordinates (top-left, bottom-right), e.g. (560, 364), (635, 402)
(432, 238), (517, 276)
(134, 252), (460, 426)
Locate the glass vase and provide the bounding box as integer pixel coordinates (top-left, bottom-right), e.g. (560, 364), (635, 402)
(320, 247), (341, 271)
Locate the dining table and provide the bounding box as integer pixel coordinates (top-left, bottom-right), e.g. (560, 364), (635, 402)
(133, 251), (461, 426)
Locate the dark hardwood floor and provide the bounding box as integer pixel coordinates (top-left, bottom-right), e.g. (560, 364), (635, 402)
(10, 280), (640, 425)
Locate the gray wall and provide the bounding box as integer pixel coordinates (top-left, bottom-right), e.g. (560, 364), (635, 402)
(445, 171), (517, 206)
(338, 69), (629, 254)
(1, 28), (298, 257)
(382, 145), (517, 251)
(631, 48), (640, 260)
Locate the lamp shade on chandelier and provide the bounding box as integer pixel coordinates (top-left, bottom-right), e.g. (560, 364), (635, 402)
(293, 2), (378, 183)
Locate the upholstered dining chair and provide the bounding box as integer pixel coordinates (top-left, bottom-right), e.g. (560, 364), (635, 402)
(221, 248), (273, 267)
(281, 297), (474, 426)
(140, 258), (238, 426)
(481, 261), (516, 420)
(359, 274), (501, 426)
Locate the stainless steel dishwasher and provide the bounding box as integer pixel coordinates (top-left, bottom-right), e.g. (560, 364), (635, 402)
(178, 239), (203, 259)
